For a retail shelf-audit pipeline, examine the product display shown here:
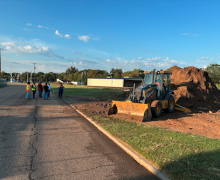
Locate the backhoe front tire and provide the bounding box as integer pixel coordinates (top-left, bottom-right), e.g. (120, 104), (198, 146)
(166, 96), (175, 113)
(151, 100), (162, 117)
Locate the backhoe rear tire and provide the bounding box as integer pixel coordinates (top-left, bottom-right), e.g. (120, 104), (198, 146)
(151, 100), (162, 117)
(166, 96), (175, 113)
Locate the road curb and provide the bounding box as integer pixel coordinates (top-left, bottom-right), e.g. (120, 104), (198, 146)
(62, 98), (170, 180)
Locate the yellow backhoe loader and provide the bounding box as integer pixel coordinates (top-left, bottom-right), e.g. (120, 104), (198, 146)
(108, 69), (191, 121)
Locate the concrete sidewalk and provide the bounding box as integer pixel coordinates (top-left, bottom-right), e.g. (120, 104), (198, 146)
(0, 84), (159, 180)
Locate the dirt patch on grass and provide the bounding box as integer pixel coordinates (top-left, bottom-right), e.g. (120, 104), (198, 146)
(69, 66), (220, 139)
(73, 100), (220, 139)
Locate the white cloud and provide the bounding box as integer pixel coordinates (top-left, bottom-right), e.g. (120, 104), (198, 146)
(197, 57), (213, 62)
(106, 59), (116, 63)
(55, 30), (61, 36)
(37, 65), (47, 71)
(144, 57), (162, 62)
(181, 33), (190, 35)
(55, 30), (71, 39)
(42, 47), (49, 51)
(203, 65), (208, 69)
(0, 42), (16, 46)
(44, 26), (49, 29)
(1, 42), (64, 59)
(23, 28), (28, 31)
(217, 56), (220, 58)
(78, 35), (90, 42)
(70, 61), (87, 66)
(181, 33), (199, 37)
(72, 51), (86, 56)
(38, 25), (43, 28)
(26, 23), (32, 26)
(131, 58), (136, 63)
(110, 56), (190, 70)
(93, 37), (99, 41)
(64, 34), (71, 39)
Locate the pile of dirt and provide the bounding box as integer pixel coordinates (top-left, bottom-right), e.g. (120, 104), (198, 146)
(76, 101), (112, 116)
(168, 66), (220, 112)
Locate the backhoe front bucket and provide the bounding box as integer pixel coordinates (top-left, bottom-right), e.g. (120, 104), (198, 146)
(108, 101), (152, 121)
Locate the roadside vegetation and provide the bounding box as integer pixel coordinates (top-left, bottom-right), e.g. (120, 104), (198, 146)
(51, 85), (220, 180)
(51, 85), (125, 99)
(205, 63), (220, 88)
(81, 112), (220, 180)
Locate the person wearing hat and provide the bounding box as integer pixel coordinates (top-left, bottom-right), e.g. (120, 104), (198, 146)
(26, 82), (31, 99)
(32, 82), (36, 99)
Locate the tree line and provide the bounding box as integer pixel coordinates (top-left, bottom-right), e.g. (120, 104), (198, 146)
(0, 66), (145, 85)
(1, 63), (219, 86)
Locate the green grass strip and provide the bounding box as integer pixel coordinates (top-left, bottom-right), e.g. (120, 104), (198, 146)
(82, 112), (220, 180)
(51, 85), (125, 99)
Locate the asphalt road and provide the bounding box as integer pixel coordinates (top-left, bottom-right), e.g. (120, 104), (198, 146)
(0, 84), (159, 180)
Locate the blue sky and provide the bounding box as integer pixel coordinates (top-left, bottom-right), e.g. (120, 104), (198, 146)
(0, 0), (219, 73)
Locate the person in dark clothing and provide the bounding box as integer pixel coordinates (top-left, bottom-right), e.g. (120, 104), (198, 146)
(44, 83), (49, 100)
(32, 82), (36, 99)
(38, 82), (43, 97)
(58, 84), (64, 98)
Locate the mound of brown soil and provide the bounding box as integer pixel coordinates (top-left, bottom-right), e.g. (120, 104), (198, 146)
(168, 66), (220, 112)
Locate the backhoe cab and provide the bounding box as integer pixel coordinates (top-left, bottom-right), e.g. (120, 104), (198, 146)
(128, 69), (173, 104)
(108, 69), (191, 121)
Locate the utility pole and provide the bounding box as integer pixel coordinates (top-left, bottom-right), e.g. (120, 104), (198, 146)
(17, 69), (19, 82)
(27, 72), (28, 82)
(0, 48), (4, 80)
(33, 63), (36, 82)
(30, 71), (32, 83)
(10, 63), (12, 82)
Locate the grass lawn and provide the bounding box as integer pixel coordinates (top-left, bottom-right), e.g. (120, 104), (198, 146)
(80, 112), (220, 180)
(51, 85), (125, 99)
(52, 85), (220, 179)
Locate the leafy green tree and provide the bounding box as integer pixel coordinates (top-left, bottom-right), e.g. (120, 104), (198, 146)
(36, 72), (44, 82)
(19, 72), (31, 82)
(206, 63), (220, 85)
(122, 69), (144, 78)
(110, 68), (122, 77)
(66, 66), (78, 74)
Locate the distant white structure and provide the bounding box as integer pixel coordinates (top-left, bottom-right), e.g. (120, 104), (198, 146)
(71, 81), (84, 85)
(57, 79), (63, 83)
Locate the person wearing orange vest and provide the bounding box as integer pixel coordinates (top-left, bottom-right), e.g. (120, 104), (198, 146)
(26, 82), (31, 99)
(58, 83), (64, 98)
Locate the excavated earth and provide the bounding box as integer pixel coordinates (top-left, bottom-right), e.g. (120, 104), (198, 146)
(73, 66), (220, 139)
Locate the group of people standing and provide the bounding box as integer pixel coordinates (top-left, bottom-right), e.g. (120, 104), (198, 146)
(26, 82), (52, 100)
